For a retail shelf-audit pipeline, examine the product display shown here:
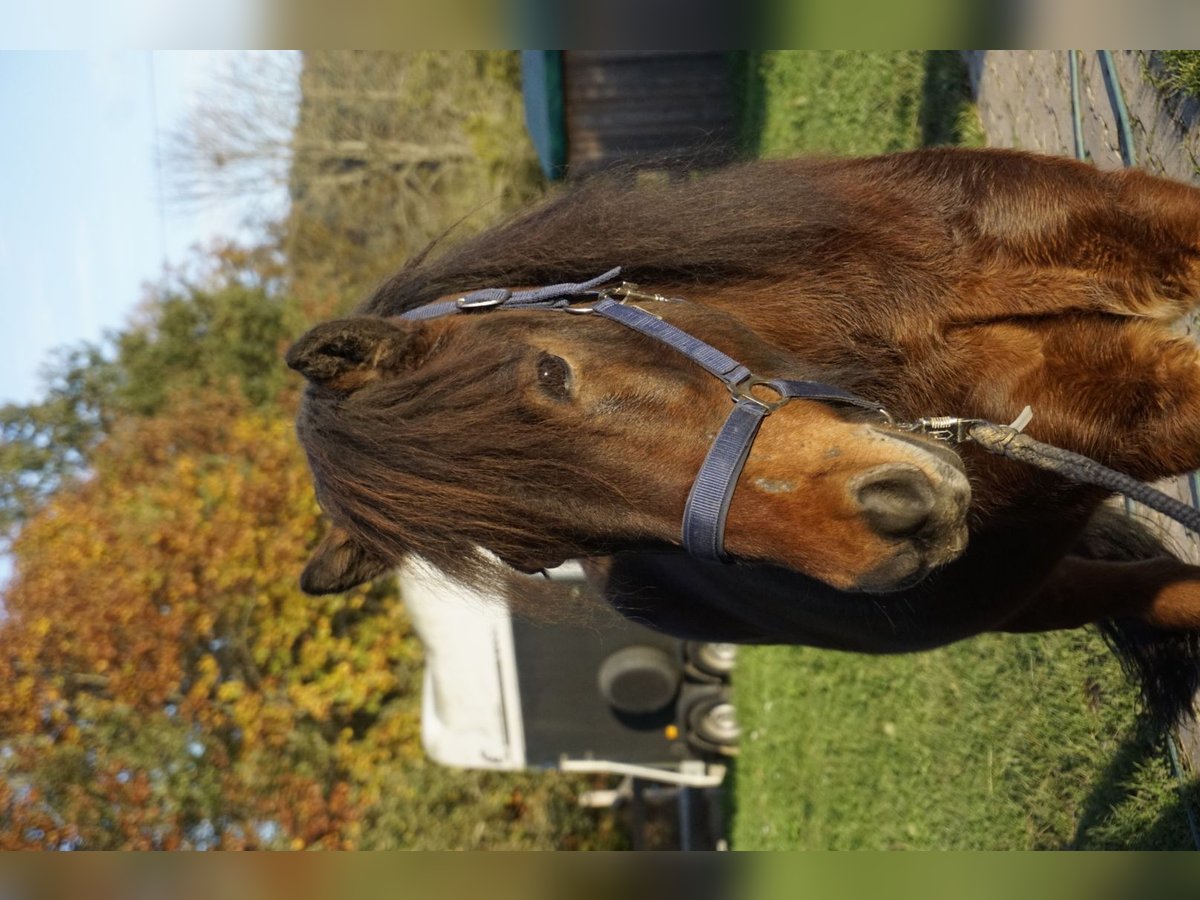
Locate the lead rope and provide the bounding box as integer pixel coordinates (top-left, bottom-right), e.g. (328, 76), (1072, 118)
(904, 412), (1200, 534)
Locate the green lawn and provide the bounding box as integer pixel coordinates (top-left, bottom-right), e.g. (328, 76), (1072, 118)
(737, 50), (984, 158)
(729, 51), (1199, 850)
(1153, 51), (1200, 103)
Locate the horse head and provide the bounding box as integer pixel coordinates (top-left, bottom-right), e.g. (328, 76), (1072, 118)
(287, 297), (970, 597)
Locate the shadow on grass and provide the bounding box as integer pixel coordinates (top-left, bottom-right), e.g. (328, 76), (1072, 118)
(919, 51), (983, 148)
(1069, 717), (1200, 850)
(729, 51), (765, 159)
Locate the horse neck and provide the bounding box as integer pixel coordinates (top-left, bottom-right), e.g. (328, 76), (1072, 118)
(687, 280), (961, 421)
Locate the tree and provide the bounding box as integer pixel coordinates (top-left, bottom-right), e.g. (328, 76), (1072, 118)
(0, 241), (297, 539)
(164, 52), (302, 214)
(166, 52), (523, 217)
(0, 386), (417, 849)
(0, 344), (118, 541)
(0, 218), (392, 845)
(167, 52), (545, 321)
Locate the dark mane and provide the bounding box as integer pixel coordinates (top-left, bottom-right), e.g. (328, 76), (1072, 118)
(356, 146), (1115, 321)
(357, 154), (884, 316)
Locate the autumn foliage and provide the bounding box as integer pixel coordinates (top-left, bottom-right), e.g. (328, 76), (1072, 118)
(0, 389), (371, 847)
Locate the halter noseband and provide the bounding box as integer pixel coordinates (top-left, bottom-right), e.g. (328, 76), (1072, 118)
(401, 268), (889, 562)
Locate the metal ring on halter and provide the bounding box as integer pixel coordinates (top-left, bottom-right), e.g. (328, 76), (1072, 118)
(727, 376), (789, 414)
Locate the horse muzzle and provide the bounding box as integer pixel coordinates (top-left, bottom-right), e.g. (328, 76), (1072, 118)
(848, 428), (971, 592)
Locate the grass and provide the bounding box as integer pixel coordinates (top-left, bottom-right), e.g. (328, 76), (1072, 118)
(737, 51), (983, 159)
(733, 634), (1197, 849)
(1153, 51), (1200, 102)
(729, 51), (1199, 850)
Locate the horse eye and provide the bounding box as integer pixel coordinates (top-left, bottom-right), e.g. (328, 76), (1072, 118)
(536, 353), (572, 399)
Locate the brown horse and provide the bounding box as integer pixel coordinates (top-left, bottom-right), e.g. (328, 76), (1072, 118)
(286, 147), (1200, 724)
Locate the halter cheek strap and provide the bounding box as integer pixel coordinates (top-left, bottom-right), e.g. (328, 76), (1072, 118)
(401, 269), (888, 563)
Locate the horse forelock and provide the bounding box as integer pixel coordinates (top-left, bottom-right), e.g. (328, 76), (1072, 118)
(295, 332), (629, 589)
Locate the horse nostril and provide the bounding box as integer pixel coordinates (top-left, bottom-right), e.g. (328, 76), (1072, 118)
(853, 465), (937, 538)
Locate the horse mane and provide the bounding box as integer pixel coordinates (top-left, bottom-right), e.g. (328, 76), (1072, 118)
(355, 153), (893, 317)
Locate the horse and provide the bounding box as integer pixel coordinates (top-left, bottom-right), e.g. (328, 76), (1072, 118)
(285, 147), (1200, 726)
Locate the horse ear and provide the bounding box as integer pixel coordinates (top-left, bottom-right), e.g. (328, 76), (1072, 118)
(300, 526), (392, 595)
(286, 317), (431, 392)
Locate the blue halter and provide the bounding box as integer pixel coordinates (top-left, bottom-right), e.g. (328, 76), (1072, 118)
(401, 268), (889, 562)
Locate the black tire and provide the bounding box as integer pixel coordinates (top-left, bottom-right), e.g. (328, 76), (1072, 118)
(686, 695), (740, 755)
(685, 641), (737, 680)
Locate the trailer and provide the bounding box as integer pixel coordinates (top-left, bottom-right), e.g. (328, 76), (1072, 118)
(399, 557), (737, 845)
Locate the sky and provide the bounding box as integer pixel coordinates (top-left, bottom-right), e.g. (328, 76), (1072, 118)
(0, 50), (296, 406)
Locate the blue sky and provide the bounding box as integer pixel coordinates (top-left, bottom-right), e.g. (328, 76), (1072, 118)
(0, 51), (293, 406)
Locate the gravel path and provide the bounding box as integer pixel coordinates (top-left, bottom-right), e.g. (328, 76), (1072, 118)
(965, 50), (1200, 178)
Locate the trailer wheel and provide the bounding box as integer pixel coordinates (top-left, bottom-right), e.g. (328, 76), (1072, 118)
(687, 695), (740, 755)
(685, 641), (737, 680)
